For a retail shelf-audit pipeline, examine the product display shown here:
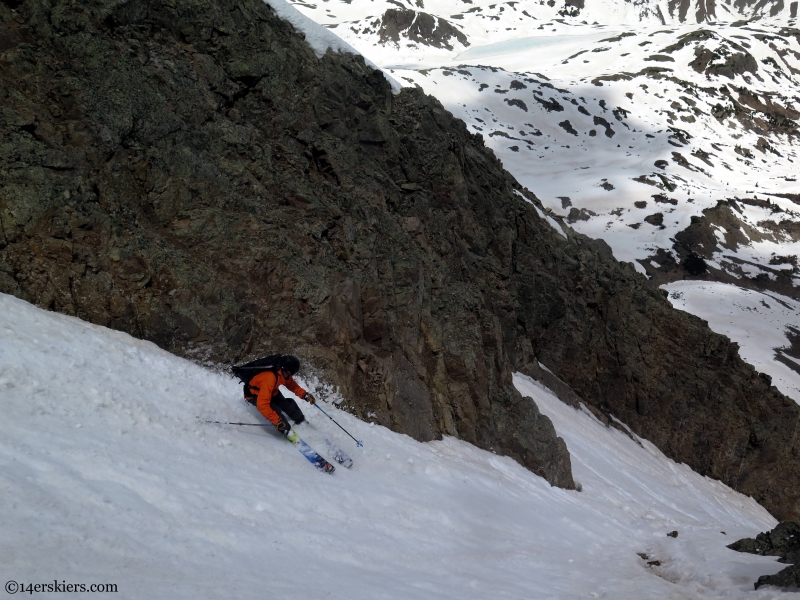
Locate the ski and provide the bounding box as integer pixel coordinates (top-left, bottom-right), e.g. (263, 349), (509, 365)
(324, 438), (353, 468)
(293, 421), (354, 468)
(286, 429), (335, 473)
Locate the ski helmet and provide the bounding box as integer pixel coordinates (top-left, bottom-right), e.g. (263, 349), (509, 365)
(279, 354), (300, 377)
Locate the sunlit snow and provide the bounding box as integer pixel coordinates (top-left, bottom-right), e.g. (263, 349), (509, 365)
(664, 281), (800, 400)
(1, 293), (795, 598)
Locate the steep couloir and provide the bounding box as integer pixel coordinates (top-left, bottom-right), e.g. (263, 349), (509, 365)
(1, 0), (798, 517)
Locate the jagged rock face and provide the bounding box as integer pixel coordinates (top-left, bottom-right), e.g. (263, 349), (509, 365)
(729, 521), (800, 563)
(0, 0), (570, 488)
(728, 521), (800, 589)
(1, 0), (800, 519)
(378, 8), (468, 50)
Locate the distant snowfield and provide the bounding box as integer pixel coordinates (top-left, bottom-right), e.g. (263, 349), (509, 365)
(451, 31), (616, 62)
(664, 281), (800, 401)
(0, 293), (794, 599)
(385, 25), (800, 275)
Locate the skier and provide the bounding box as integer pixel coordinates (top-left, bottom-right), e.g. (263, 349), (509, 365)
(245, 355), (316, 434)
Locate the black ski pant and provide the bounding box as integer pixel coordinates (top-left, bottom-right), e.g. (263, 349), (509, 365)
(271, 391), (305, 426)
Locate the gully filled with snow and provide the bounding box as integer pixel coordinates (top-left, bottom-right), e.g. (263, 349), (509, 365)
(0, 292), (792, 598)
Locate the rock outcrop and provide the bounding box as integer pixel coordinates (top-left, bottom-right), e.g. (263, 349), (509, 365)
(729, 521), (800, 590)
(378, 8), (468, 50)
(1, 0), (799, 518)
(642, 200), (800, 303)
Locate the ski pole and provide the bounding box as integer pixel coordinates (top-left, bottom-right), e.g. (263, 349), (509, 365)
(199, 418), (272, 427)
(315, 404), (363, 447)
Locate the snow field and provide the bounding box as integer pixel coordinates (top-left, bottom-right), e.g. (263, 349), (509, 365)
(663, 281), (800, 401)
(0, 292), (795, 598)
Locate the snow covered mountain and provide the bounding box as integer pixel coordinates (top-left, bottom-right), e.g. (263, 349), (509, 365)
(292, 0), (797, 55)
(4, 0), (800, 535)
(552, 0), (799, 24)
(296, 0), (800, 61)
(288, 0), (800, 402)
(3, 2), (800, 592)
(0, 291), (794, 598)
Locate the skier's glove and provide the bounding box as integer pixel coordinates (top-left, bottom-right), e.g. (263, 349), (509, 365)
(304, 392), (316, 405)
(275, 420), (290, 435)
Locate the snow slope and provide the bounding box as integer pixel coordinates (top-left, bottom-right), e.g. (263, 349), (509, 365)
(1, 292), (795, 598)
(664, 281), (800, 400)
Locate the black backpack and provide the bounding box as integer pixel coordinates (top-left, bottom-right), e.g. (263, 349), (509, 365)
(232, 354), (282, 405)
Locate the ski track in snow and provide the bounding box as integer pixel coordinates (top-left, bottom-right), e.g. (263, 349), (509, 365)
(0, 293), (794, 599)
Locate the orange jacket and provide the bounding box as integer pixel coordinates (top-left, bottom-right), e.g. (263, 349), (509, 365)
(249, 370), (308, 425)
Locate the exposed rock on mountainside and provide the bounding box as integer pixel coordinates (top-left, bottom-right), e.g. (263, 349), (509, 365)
(1, 0), (800, 518)
(643, 200), (800, 301)
(339, 8), (469, 53)
(558, 0), (797, 23)
(378, 8), (468, 50)
(778, 326), (800, 376)
(729, 521), (800, 589)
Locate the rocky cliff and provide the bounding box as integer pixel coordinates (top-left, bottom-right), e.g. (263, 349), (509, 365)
(1, 0), (799, 518)
(729, 521), (800, 589)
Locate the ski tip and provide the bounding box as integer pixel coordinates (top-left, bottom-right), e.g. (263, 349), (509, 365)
(323, 462), (335, 474)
